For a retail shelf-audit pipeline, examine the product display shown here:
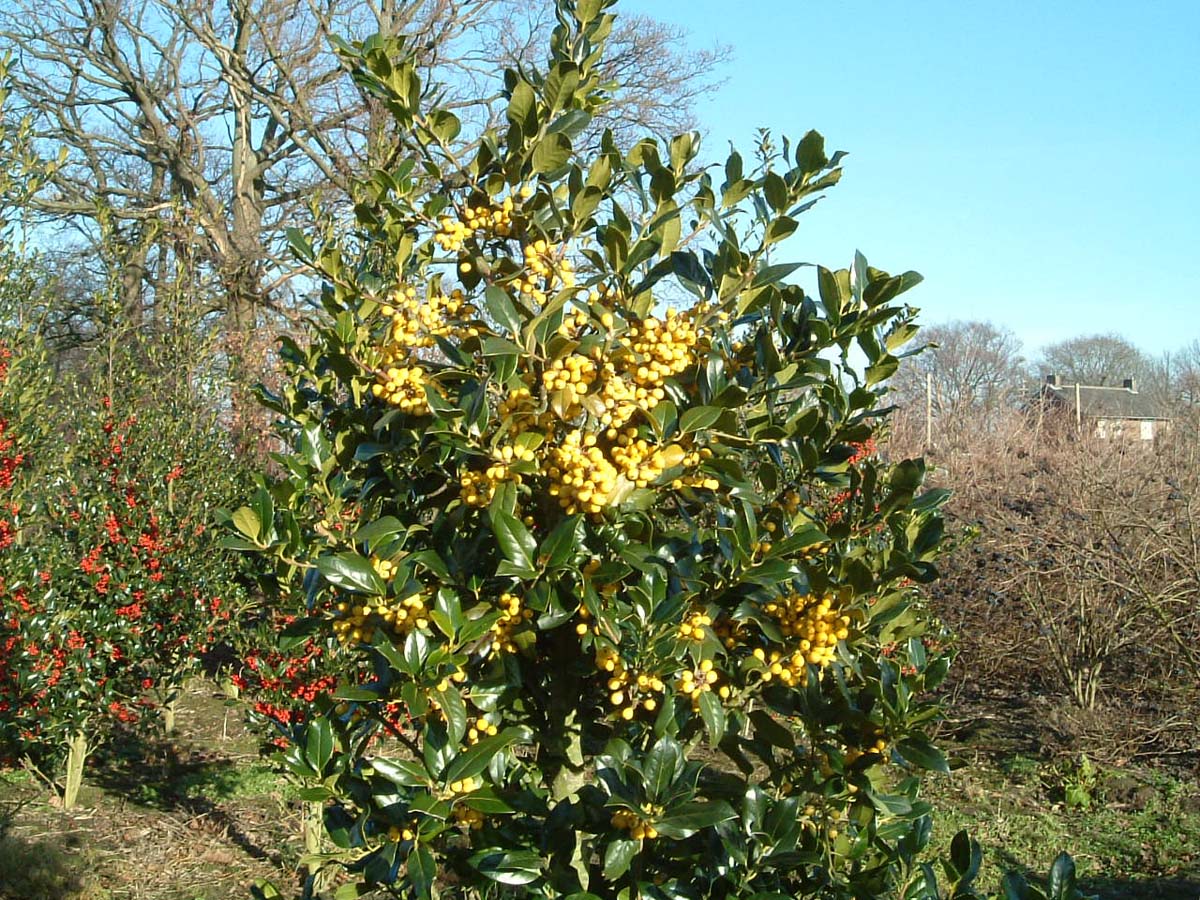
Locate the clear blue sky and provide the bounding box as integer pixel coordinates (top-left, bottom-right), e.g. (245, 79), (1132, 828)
(621, 0), (1199, 358)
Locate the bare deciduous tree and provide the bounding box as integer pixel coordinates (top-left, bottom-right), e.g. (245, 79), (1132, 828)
(491, 2), (729, 146)
(1035, 332), (1148, 387)
(887, 320), (1025, 442)
(0, 0), (727, 349)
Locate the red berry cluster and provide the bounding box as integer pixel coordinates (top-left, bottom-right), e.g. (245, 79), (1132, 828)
(824, 439), (883, 530)
(0, 345), (22, 551)
(231, 609), (341, 741)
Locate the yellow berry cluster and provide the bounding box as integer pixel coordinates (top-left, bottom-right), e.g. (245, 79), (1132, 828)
(593, 370), (640, 428)
(543, 352), (599, 419)
(752, 648), (799, 685)
(545, 430), (708, 516)
(371, 363), (430, 415)
(453, 804), (485, 830)
(551, 287), (621, 335)
(386, 821), (419, 842)
(798, 803), (846, 842)
(627, 309), (707, 388)
(714, 616), (751, 651)
(446, 775), (481, 796)
(459, 443), (536, 508)
(371, 556), (397, 581)
(752, 592), (851, 684)
(767, 593), (850, 655)
(595, 646), (663, 721)
(843, 725), (888, 766)
(332, 592), (430, 645)
(435, 198), (517, 253)
(547, 430), (619, 515)
(380, 287), (475, 351)
(802, 542), (831, 561)
(496, 383), (538, 428)
(611, 808), (659, 841)
(520, 238), (575, 299)
(608, 431), (674, 488)
(432, 666), (468, 693)
(459, 469), (497, 508)
(676, 658), (730, 706)
(672, 471), (722, 492)
(754, 535), (776, 554)
(488, 592), (534, 655)
(555, 307), (593, 338)
(460, 296), (720, 519)
(677, 608), (712, 642)
(544, 305), (708, 431)
(368, 283), (478, 415)
(574, 601), (600, 637)
(668, 447), (718, 491)
(467, 715), (498, 744)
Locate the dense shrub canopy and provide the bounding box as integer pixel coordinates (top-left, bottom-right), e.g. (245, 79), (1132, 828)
(0, 318), (252, 802)
(230, 3), (960, 898)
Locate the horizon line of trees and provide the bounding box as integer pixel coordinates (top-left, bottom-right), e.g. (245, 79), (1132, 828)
(888, 319), (1200, 425)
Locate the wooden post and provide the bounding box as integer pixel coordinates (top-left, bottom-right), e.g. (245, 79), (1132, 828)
(925, 372), (933, 449)
(1075, 382), (1082, 431)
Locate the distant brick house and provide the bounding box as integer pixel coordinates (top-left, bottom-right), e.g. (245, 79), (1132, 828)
(1037, 374), (1171, 441)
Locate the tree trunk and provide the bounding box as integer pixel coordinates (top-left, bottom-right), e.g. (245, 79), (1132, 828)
(543, 629), (587, 804)
(63, 731), (88, 810)
(303, 799), (323, 855)
(119, 241), (150, 329)
(224, 2), (268, 450)
(542, 627), (589, 891)
(162, 694), (179, 735)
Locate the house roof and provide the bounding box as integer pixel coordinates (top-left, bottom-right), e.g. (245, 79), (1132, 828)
(1041, 383), (1170, 420)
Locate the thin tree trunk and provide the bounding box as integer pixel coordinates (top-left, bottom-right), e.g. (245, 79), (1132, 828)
(303, 799), (323, 855)
(63, 730), (88, 810)
(162, 694), (179, 735)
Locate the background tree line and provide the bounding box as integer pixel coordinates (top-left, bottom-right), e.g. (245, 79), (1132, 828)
(889, 319), (1200, 434)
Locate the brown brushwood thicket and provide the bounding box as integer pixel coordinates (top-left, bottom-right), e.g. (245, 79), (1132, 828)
(889, 408), (1200, 769)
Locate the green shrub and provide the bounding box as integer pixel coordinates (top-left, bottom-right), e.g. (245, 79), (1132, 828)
(234, 2), (965, 896)
(0, 339), (252, 807)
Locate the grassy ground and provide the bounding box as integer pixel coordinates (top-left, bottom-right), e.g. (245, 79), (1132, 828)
(924, 740), (1200, 899)
(1, 680), (1198, 899)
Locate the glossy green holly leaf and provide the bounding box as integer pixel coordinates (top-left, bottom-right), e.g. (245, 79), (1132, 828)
(316, 552), (385, 594)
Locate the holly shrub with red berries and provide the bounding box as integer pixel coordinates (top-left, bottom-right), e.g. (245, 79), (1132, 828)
(0, 340), (250, 804)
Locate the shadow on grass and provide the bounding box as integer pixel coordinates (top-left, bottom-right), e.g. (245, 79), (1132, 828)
(996, 859), (1200, 900)
(0, 820), (106, 899)
(1076, 878), (1200, 900)
(86, 726), (285, 863)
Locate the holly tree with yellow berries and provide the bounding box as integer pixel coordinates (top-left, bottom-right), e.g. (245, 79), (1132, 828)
(241, 3), (957, 897)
